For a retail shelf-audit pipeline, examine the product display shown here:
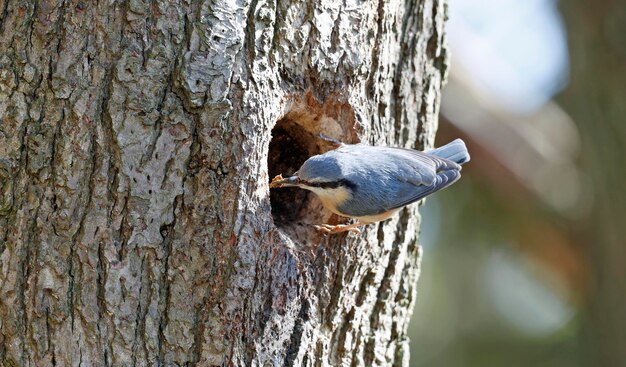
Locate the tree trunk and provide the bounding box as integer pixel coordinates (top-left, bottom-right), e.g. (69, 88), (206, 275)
(559, 1), (626, 365)
(0, 0), (448, 365)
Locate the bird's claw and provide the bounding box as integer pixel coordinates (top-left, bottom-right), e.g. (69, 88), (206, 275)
(314, 223), (362, 234)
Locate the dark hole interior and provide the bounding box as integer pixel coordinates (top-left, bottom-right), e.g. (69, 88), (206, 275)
(268, 119), (318, 226)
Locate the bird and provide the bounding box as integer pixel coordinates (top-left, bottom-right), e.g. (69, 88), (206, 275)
(270, 138), (470, 234)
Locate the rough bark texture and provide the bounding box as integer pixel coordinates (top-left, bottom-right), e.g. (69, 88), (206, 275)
(0, 0), (448, 365)
(560, 1), (626, 365)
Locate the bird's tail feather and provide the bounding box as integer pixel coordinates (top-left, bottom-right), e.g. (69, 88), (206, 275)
(427, 139), (470, 165)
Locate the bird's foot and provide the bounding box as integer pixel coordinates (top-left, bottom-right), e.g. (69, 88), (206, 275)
(314, 222), (362, 234)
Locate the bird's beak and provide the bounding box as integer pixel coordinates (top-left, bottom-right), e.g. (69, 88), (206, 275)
(269, 175), (300, 188)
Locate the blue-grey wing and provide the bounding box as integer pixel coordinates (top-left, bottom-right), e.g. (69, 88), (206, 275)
(375, 147), (461, 210)
(385, 169), (461, 210)
(336, 145), (461, 215)
(334, 145), (460, 216)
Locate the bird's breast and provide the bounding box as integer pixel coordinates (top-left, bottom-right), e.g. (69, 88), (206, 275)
(307, 184), (402, 223)
(307, 186), (353, 216)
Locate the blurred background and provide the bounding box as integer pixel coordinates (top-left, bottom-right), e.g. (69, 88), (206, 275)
(408, 0), (626, 366)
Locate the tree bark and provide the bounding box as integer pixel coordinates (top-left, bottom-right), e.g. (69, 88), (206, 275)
(0, 0), (448, 365)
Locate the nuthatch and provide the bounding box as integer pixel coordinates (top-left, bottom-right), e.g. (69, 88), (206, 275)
(270, 138), (470, 234)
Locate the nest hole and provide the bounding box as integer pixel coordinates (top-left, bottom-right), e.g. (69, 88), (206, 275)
(268, 119), (320, 226)
(268, 96), (359, 240)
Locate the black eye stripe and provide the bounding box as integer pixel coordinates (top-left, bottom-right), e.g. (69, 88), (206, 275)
(301, 179), (357, 190)
(309, 181), (341, 189)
